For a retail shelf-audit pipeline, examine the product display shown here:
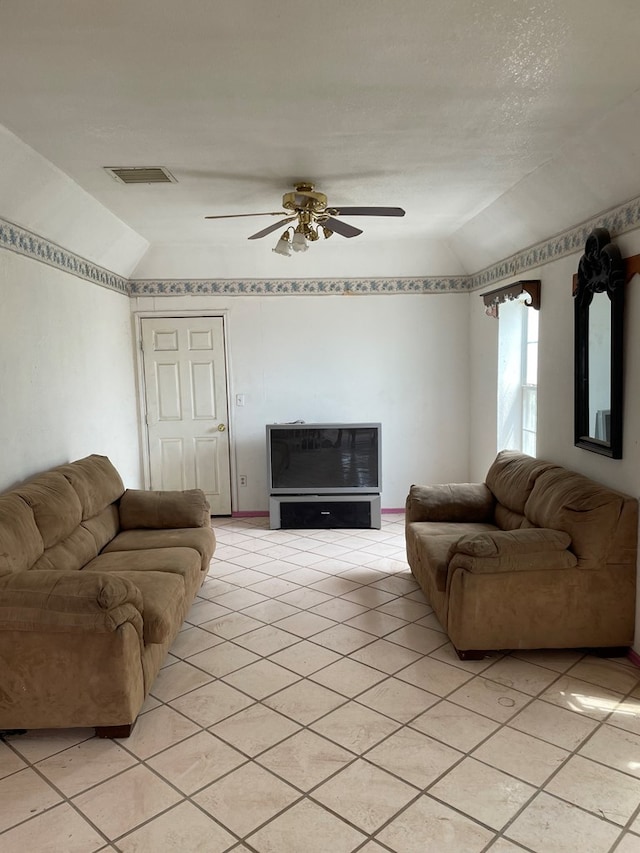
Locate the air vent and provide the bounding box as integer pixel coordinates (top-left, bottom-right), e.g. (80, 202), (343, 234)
(104, 166), (177, 184)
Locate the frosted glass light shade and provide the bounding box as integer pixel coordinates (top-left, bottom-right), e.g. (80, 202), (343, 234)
(291, 231), (308, 252)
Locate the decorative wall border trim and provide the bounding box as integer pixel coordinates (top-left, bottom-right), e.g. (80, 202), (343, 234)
(0, 217), (129, 295)
(469, 195), (640, 291)
(4, 191), (640, 298)
(128, 276), (471, 296)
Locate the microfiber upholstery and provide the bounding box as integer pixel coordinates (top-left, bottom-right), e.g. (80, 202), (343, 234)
(485, 451), (557, 515)
(0, 453), (215, 735)
(0, 494), (44, 574)
(95, 570), (186, 646)
(15, 471), (83, 550)
(57, 454), (125, 519)
(524, 467), (627, 569)
(405, 451), (638, 655)
(119, 489), (211, 530)
(454, 528), (571, 557)
(103, 527), (216, 572)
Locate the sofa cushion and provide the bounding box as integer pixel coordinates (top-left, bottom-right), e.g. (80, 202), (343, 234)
(83, 546), (202, 603)
(119, 489), (210, 530)
(32, 526), (99, 572)
(494, 505), (527, 531)
(406, 483), (494, 524)
(0, 494), (44, 573)
(524, 468), (625, 569)
(15, 471), (83, 549)
(57, 455), (125, 520)
(455, 528), (571, 558)
(486, 451), (557, 515)
(103, 528), (215, 572)
(81, 505), (120, 553)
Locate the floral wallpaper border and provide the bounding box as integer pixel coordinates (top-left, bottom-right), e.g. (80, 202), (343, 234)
(0, 217), (129, 294)
(128, 276), (470, 296)
(3, 193), (640, 298)
(469, 196), (640, 291)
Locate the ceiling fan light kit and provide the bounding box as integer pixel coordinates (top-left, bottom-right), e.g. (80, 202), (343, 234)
(206, 183), (405, 256)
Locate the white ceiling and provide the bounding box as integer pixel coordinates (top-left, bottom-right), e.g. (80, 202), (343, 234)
(2, 0), (640, 275)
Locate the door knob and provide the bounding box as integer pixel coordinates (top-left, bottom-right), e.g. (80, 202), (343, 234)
(217, 423), (226, 432)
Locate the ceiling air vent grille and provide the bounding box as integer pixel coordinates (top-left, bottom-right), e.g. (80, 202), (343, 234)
(104, 166), (177, 184)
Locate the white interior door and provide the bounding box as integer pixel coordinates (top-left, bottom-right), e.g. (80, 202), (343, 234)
(140, 317), (231, 515)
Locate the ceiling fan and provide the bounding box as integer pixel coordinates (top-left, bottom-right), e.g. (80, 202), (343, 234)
(204, 182), (405, 255)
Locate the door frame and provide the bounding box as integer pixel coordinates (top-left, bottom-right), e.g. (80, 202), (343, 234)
(132, 310), (238, 512)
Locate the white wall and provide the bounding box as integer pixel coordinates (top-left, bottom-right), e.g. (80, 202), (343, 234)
(0, 251), (142, 490)
(0, 125), (147, 277)
(131, 291), (471, 511)
(468, 229), (640, 650)
(131, 236), (468, 280)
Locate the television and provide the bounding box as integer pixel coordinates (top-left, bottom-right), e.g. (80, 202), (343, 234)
(267, 423), (381, 495)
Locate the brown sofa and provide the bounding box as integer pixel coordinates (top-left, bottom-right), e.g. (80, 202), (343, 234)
(0, 454), (215, 737)
(406, 451), (638, 659)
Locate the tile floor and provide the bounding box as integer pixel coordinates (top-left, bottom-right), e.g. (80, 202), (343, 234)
(2, 514), (640, 852)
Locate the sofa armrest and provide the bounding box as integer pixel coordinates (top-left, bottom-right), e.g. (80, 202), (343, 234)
(454, 527), (571, 557)
(118, 488), (211, 530)
(405, 483), (495, 524)
(449, 549), (578, 575)
(0, 570), (143, 637)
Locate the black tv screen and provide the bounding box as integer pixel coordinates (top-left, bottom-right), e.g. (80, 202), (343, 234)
(267, 423), (381, 494)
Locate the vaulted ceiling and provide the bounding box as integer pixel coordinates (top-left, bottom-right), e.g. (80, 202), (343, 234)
(2, 1), (640, 278)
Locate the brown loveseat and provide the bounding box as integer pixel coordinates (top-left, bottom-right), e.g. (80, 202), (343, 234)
(0, 454), (215, 737)
(406, 451), (638, 659)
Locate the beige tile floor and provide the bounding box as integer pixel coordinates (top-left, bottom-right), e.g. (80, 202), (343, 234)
(2, 514), (640, 852)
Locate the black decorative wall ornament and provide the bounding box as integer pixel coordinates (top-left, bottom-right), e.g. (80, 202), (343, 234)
(574, 228), (625, 458)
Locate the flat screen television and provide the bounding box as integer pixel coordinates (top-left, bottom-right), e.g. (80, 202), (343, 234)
(267, 422), (381, 495)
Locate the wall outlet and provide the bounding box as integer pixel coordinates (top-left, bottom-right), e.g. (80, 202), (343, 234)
(239, 475), (247, 487)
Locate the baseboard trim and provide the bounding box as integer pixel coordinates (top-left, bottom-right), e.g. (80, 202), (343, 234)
(627, 648), (640, 669)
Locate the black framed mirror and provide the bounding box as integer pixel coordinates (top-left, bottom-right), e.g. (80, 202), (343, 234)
(574, 227), (625, 458)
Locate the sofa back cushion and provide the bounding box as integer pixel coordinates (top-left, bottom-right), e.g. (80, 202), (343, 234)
(81, 505), (121, 553)
(524, 467), (631, 569)
(57, 455), (125, 520)
(15, 472), (83, 549)
(486, 451), (558, 516)
(0, 494), (44, 573)
(32, 527), (99, 572)
(494, 505), (528, 530)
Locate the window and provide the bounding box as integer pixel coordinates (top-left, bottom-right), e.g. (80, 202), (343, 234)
(521, 306), (538, 455)
(497, 297), (538, 454)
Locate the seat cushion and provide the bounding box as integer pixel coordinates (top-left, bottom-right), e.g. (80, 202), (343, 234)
(103, 528), (215, 572)
(83, 546), (202, 602)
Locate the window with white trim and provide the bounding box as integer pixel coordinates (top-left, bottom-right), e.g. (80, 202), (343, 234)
(497, 297), (538, 455)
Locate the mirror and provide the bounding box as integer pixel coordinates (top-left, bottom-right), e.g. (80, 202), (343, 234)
(574, 228), (625, 458)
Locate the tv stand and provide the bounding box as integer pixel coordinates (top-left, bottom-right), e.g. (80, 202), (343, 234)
(269, 494), (381, 530)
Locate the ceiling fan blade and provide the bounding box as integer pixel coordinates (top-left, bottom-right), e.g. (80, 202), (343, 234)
(204, 211), (285, 219)
(322, 217), (363, 238)
(248, 217), (297, 240)
(333, 206), (405, 217)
